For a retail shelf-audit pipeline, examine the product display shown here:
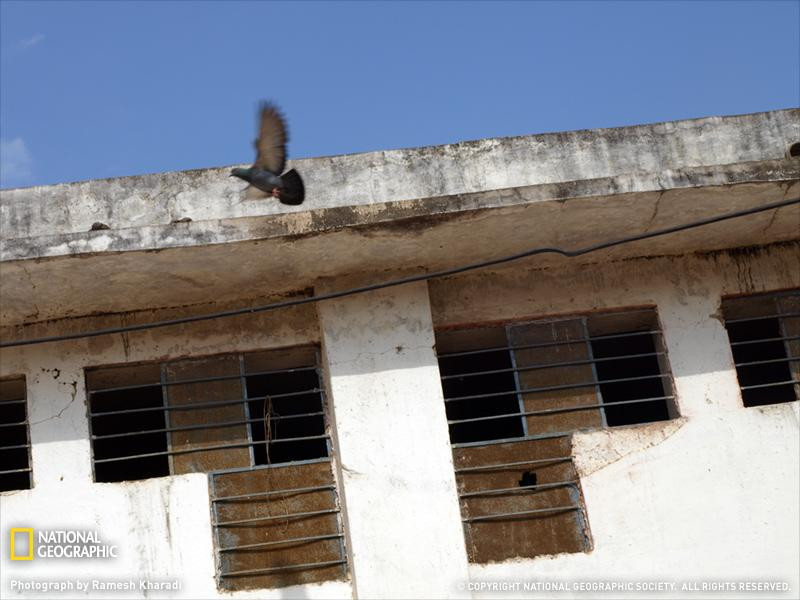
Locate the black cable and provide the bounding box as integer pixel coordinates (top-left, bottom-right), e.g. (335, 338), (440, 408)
(2, 197), (798, 348)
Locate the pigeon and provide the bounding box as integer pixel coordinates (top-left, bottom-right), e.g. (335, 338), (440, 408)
(230, 102), (305, 205)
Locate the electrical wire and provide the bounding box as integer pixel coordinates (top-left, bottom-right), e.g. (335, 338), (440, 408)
(2, 197), (798, 349)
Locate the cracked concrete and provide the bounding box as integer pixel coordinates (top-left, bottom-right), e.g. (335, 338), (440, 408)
(1, 110), (798, 599)
(2, 110), (799, 326)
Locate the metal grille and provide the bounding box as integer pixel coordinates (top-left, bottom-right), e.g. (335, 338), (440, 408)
(86, 348), (331, 480)
(435, 308), (676, 562)
(722, 289), (800, 407)
(0, 377), (31, 492)
(210, 459), (347, 590)
(85, 347), (347, 591)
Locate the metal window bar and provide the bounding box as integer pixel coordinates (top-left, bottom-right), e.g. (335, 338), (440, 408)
(210, 464), (348, 583)
(213, 508), (340, 528)
(440, 351), (666, 380)
(453, 430), (572, 449)
(0, 443), (32, 451)
(219, 533), (345, 553)
(160, 364), (175, 478)
(454, 457), (573, 473)
(86, 349), (346, 589)
(88, 388), (323, 418)
(453, 434), (586, 526)
(724, 310), (800, 325)
(723, 291), (800, 405)
(734, 356), (800, 368)
(460, 479), (579, 498)
(315, 352), (349, 587)
(730, 334), (800, 347)
(88, 356), (329, 472)
(778, 300), (800, 401)
(209, 473), (223, 585)
(223, 560), (348, 578)
(506, 323), (529, 437)
(438, 329), (662, 359)
(739, 379), (800, 391)
(212, 483), (336, 503)
(87, 365), (320, 395)
(439, 310), (675, 557)
(92, 434), (332, 465)
(0, 383), (32, 492)
(237, 355), (256, 468)
(464, 506), (581, 523)
(91, 412), (325, 441)
(582, 316), (608, 428)
(0, 467), (32, 475)
(444, 372), (671, 404)
(440, 321), (675, 435)
(448, 395), (676, 425)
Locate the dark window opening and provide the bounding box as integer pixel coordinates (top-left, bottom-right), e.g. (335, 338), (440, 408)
(90, 386), (169, 483)
(86, 347), (329, 484)
(0, 377), (31, 492)
(788, 142), (800, 158)
(87, 348), (346, 592)
(591, 330), (670, 426)
(439, 346), (524, 444)
(727, 317), (795, 406)
(246, 368), (328, 464)
(435, 309), (674, 565)
(436, 310), (675, 443)
(722, 290), (799, 408)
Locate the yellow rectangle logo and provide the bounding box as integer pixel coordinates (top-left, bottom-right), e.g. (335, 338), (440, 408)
(10, 528), (34, 560)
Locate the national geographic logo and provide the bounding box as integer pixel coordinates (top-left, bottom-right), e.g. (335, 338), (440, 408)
(9, 529), (33, 561)
(9, 528), (119, 560)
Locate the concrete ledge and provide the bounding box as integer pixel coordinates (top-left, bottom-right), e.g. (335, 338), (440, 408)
(2, 110), (798, 326)
(2, 109), (798, 245)
(2, 158), (798, 263)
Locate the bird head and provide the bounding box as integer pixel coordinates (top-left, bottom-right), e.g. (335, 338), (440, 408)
(230, 167), (252, 181)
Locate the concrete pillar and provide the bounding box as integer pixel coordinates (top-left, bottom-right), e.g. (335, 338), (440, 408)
(26, 359), (94, 489)
(318, 281), (470, 599)
(654, 283), (743, 417)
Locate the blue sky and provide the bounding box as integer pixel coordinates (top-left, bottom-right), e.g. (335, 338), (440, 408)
(1, 0), (798, 189)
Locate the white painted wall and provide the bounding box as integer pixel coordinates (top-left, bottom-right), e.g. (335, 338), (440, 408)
(2, 244), (799, 599)
(1, 303), (352, 599)
(318, 281), (470, 599)
(429, 244), (800, 599)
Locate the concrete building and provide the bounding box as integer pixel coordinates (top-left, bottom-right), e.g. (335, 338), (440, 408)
(1, 109), (798, 599)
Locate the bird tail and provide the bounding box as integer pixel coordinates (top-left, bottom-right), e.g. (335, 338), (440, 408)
(279, 169), (305, 205)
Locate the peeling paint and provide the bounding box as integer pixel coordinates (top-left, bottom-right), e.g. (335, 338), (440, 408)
(571, 418), (687, 477)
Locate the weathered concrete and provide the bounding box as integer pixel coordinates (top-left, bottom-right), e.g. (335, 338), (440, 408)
(1, 110), (798, 325)
(2, 245), (798, 599)
(3, 109), (798, 240)
(428, 243), (800, 599)
(0, 301), (349, 599)
(1, 110), (799, 599)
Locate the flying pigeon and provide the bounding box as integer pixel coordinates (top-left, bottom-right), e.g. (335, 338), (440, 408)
(230, 102), (305, 205)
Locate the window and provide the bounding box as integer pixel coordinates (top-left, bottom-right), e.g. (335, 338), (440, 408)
(0, 377), (31, 492)
(436, 308), (675, 563)
(86, 347), (346, 591)
(722, 289), (799, 407)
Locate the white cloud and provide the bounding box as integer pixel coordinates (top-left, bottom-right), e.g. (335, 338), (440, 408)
(0, 138), (33, 188)
(20, 33), (45, 50)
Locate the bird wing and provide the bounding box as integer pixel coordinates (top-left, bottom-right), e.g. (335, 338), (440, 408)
(253, 102), (288, 175)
